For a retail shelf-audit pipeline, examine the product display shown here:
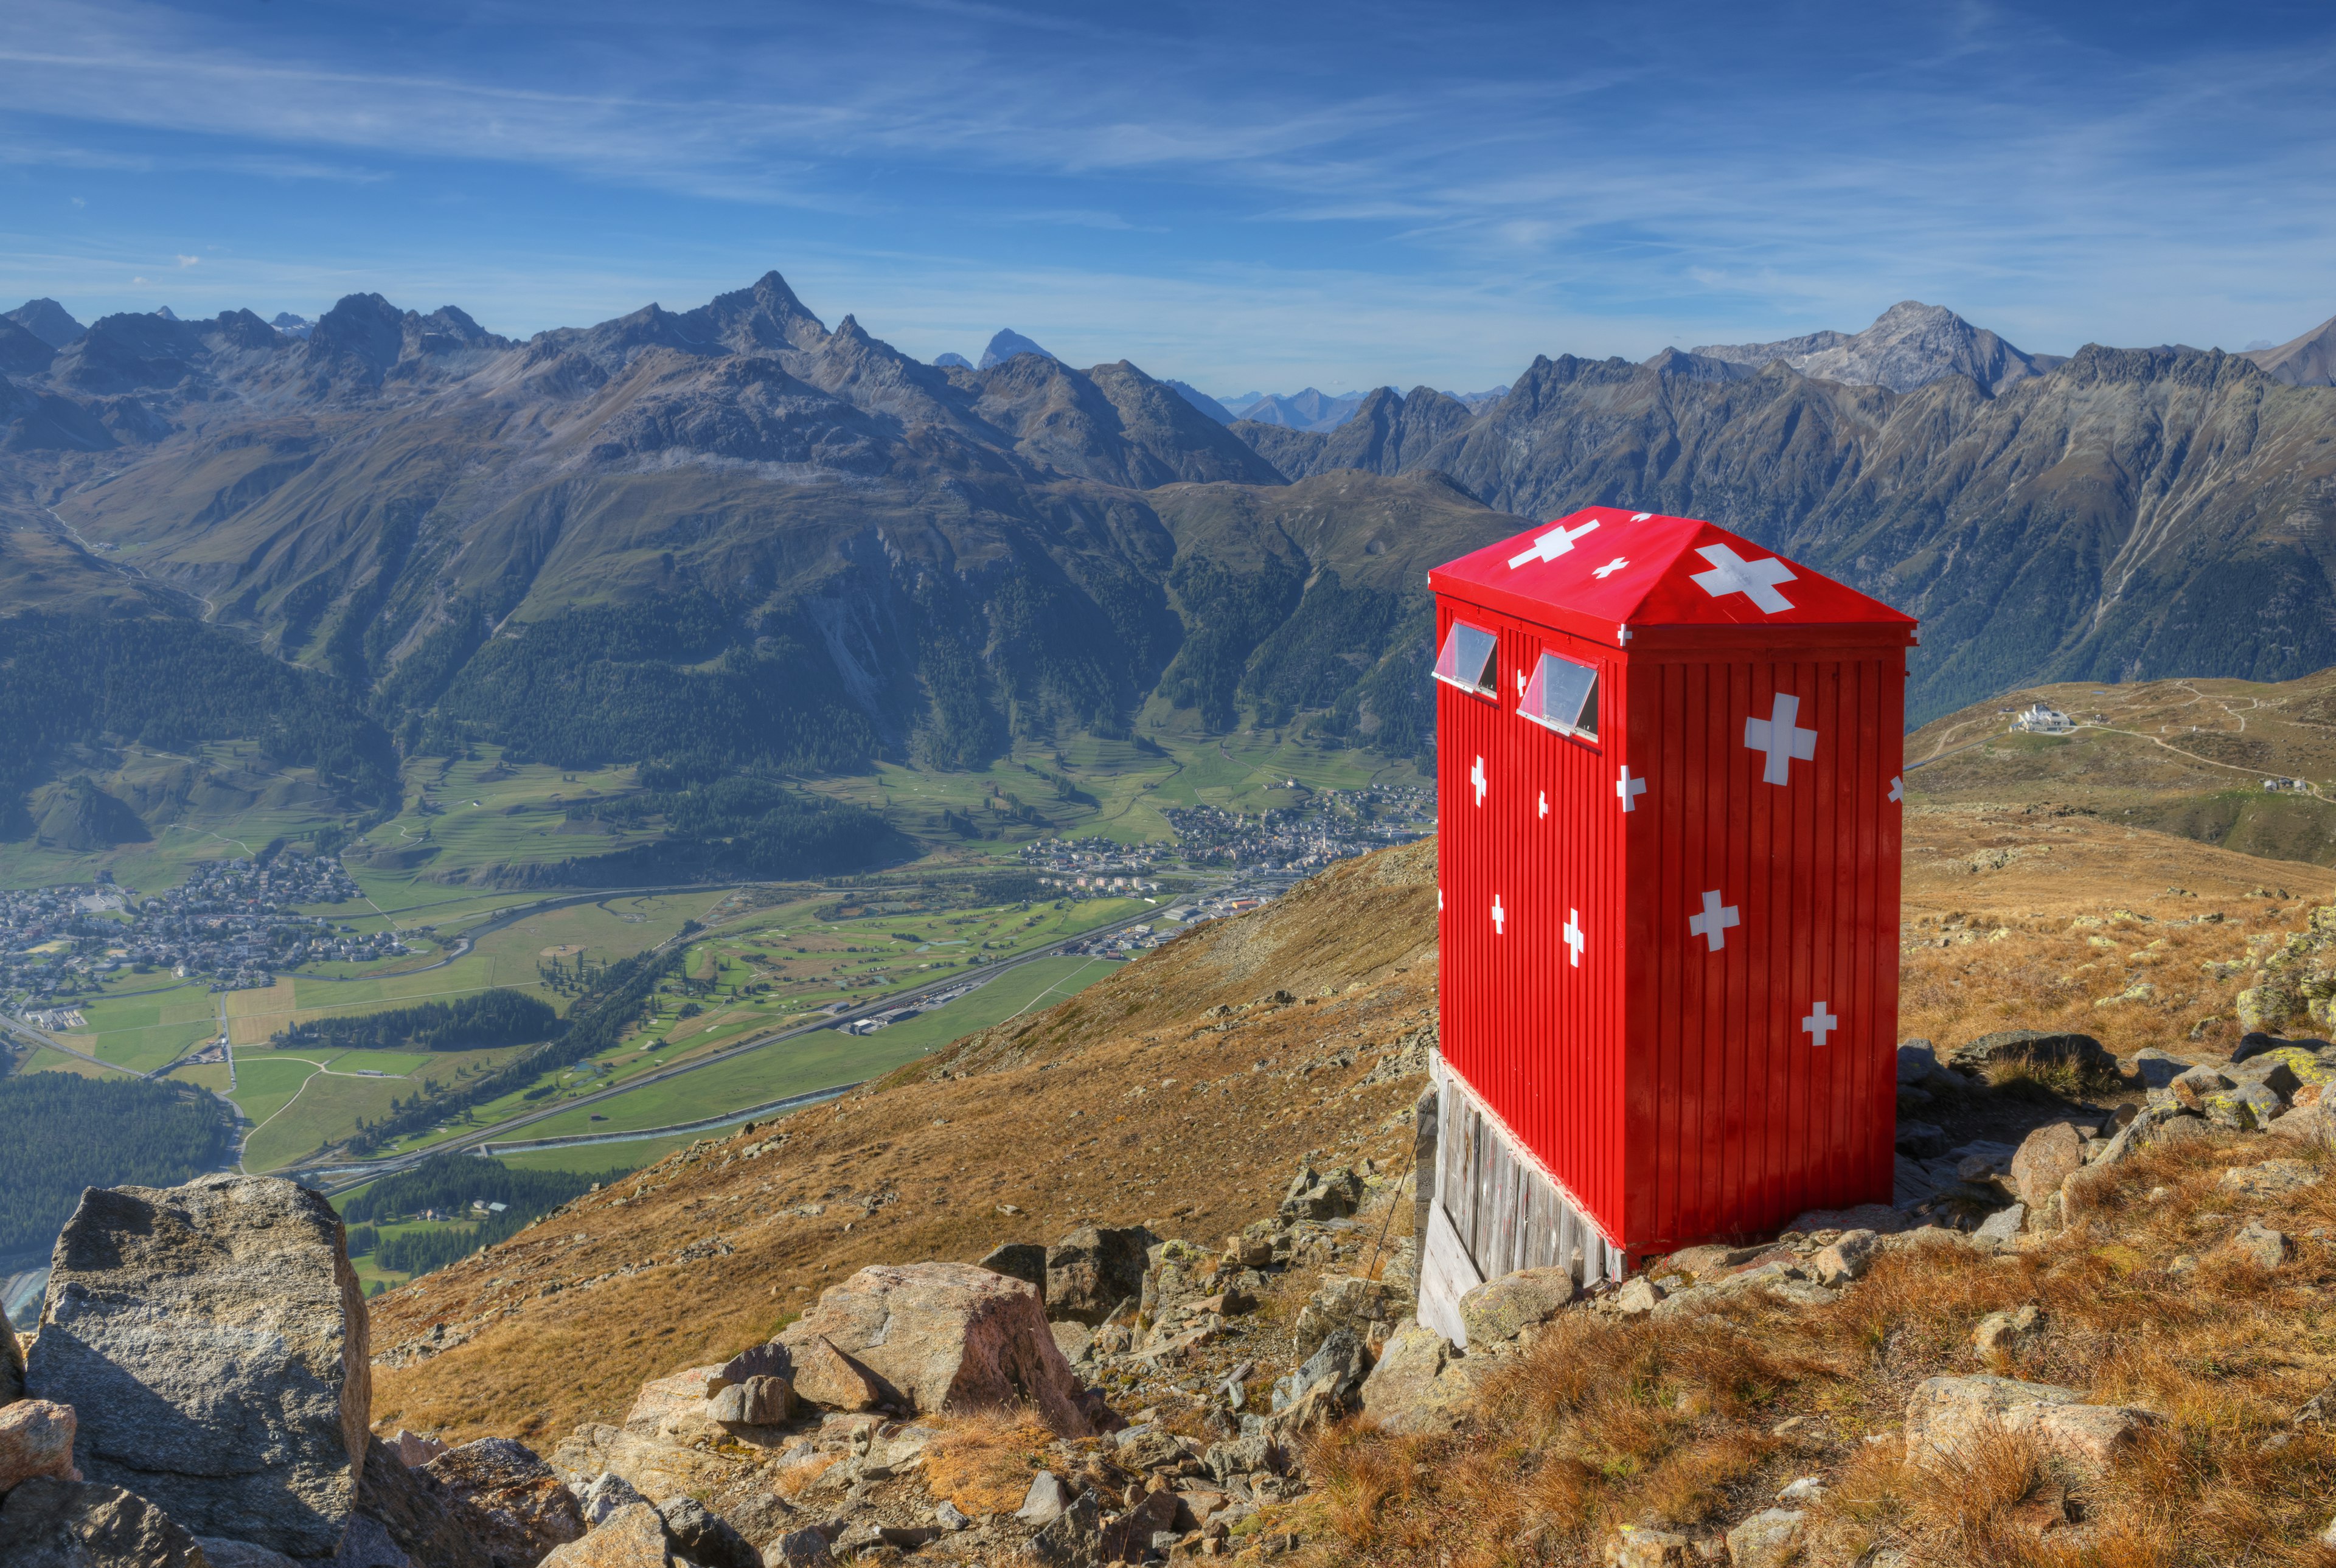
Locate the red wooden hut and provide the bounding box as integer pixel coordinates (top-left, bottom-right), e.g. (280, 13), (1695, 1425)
(1419, 506), (1915, 1341)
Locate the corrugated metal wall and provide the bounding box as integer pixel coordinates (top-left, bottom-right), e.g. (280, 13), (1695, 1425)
(1437, 599), (1902, 1261)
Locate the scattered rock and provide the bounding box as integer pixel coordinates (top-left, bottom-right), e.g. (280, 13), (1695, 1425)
(1292, 1276), (1399, 1359)
(194, 1538), (300, 1568)
(1894, 1121), (1948, 1159)
(1100, 1489), (1180, 1562)
(1458, 1267), (1576, 1344)
(2203, 1082), (2285, 1131)
(2129, 1049), (2193, 1089)
(1725, 1508), (1805, 1568)
(1044, 1227), (1156, 1326)
(0, 1477), (207, 1568)
(0, 1400), (75, 1493)
(579, 1473), (647, 1527)
(389, 1431), (446, 1469)
(538, 1502), (672, 1567)
(2270, 1107), (2336, 1147)
(1271, 1329), (1369, 1415)
(1810, 1230), (1879, 1286)
(2011, 1123), (2087, 1207)
(706, 1375), (791, 1426)
(1278, 1164), (1364, 1222)
(350, 1435), (496, 1568)
(1905, 1375), (2156, 1473)
(2226, 1220), (2290, 1270)
(622, 1365), (727, 1442)
(656, 1496), (757, 1568)
(933, 1499), (970, 1532)
(24, 1176), (369, 1560)
(1950, 1030), (2112, 1076)
(2219, 1159), (2321, 1200)
(1601, 1523), (1692, 1566)
(1026, 1488), (1102, 1567)
(779, 1263), (1092, 1434)
(1613, 1277), (1664, 1315)
(1969, 1205), (2028, 1255)
(716, 1341), (791, 1386)
(423, 1437), (586, 1567)
(765, 1528), (833, 1566)
(1018, 1471), (1074, 1527)
(1973, 1305), (2044, 1362)
(1896, 1041), (1938, 1083)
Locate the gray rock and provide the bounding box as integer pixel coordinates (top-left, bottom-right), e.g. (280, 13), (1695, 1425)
(1458, 1267), (1575, 1343)
(1969, 1204), (2028, 1254)
(1973, 1304), (2043, 1359)
(423, 1437), (586, 1566)
(1270, 1328), (1368, 1414)
(0, 1477), (207, 1568)
(706, 1375), (790, 1425)
(1026, 1489), (1102, 1568)
(1725, 1508), (1804, 1568)
(1, 1319), (23, 1408)
(580, 1472), (647, 1527)
(657, 1496), (757, 1568)
(1202, 1434), (1279, 1483)
(1278, 1164), (1364, 1222)
(765, 1529), (833, 1566)
(2205, 1081), (2285, 1129)
(976, 1243), (1048, 1300)
(1356, 1320), (1483, 1435)
(1809, 1230), (1879, 1286)
(2229, 1056), (2304, 1098)
(388, 1431), (445, 1469)
(24, 1176), (368, 1559)
(2228, 1220), (2289, 1269)
(2171, 1065), (2236, 1108)
(933, 1499), (970, 1532)
(2011, 1123), (2087, 1207)
(349, 1436), (494, 1568)
(1905, 1375), (2156, 1473)
(1043, 1227), (1156, 1326)
(1613, 1277), (1664, 1314)
(2129, 1049), (2193, 1089)
(1017, 1471), (1075, 1527)
(1291, 1275), (1399, 1359)
(717, 1342), (791, 1385)
(328, 1514), (410, 1568)
(1894, 1121), (1948, 1159)
(198, 1539), (302, 1568)
(1896, 1040), (1937, 1083)
(1951, 1030), (2113, 1075)
(537, 1502), (672, 1567)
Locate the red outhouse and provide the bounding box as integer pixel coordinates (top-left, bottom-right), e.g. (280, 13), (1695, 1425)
(1418, 507), (1915, 1340)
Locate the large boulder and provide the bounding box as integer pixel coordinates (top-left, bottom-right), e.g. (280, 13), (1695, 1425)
(539, 1503), (675, 1568)
(2009, 1123), (2086, 1208)
(783, 1336), (884, 1413)
(1044, 1227), (1155, 1325)
(0, 1476), (207, 1568)
(422, 1438), (585, 1567)
(1905, 1374), (2155, 1473)
(976, 1244), (1048, 1300)
(1357, 1321), (1484, 1435)
(0, 1400), (77, 1493)
(1292, 1276), (1401, 1359)
(24, 1176), (369, 1559)
(349, 1435), (495, 1568)
(547, 1425), (752, 1509)
(1458, 1268), (1575, 1345)
(779, 1264), (1092, 1434)
(2, 1320), (23, 1407)
(1948, 1030), (2112, 1076)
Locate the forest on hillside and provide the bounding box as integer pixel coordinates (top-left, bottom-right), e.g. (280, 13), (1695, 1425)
(272, 988), (560, 1053)
(341, 1152), (631, 1281)
(0, 1074), (238, 1263)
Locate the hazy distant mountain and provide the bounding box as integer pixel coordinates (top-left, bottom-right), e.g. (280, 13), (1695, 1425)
(1163, 380), (1235, 424)
(0, 316), (55, 374)
(1449, 386), (1509, 408)
(272, 313), (315, 339)
(978, 328), (1053, 369)
(2242, 314), (2336, 387)
(1690, 300), (2056, 394)
(1225, 387), (1368, 431)
(5, 299), (85, 350)
(933, 351), (973, 369)
(152, 306), (179, 322)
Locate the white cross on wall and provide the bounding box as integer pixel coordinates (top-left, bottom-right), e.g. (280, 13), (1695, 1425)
(1802, 1002), (1838, 1047)
(1616, 767), (1647, 812)
(1593, 557), (1629, 579)
(1888, 775), (1905, 802)
(1563, 909), (1585, 967)
(1744, 693), (1818, 786)
(1689, 889), (1739, 951)
(1508, 518), (1601, 569)
(1689, 544), (1798, 614)
(1471, 755), (1487, 806)
(1538, 791), (1548, 819)
(1491, 895), (1506, 935)
(1616, 623), (1632, 645)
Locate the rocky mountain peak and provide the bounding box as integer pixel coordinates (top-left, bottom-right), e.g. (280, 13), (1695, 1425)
(1689, 300), (2054, 394)
(689, 269), (829, 355)
(2241, 312), (2336, 387)
(5, 299), (85, 350)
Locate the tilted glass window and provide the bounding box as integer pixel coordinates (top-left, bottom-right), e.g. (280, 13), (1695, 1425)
(1519, 650), (1599, 740)
(1432, 620), (1499, 696)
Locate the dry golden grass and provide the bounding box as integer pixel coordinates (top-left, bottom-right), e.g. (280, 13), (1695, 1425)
(921, 1409), (1055, 1515)
(1292, 1129), (2336, 1566)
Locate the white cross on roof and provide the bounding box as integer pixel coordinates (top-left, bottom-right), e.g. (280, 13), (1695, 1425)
(1689, 889), (1739, 951)
(1470, 755), (1487, 806)
(1689, 543), (1798, 614)
(1491, 895), (1506, 935)
(1507, 518), (1601, 569)
(1593, 557), (1629, 579)
(1630, 512), (1652, 521)
(1563, 908), (1585, 967)
(1616, 767), (1647, 812)
(1744, 693), (1818, 786)
(1802, 1001), (1838, 1047)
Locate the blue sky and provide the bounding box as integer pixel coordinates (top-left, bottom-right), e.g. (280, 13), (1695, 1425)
(2, 0), (2332, 394)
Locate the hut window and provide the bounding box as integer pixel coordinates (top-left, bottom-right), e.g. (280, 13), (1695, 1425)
(1432, 621), (1499, 697)
(1520, 651), (1599, 740)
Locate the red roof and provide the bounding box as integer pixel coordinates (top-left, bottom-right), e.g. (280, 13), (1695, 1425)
(1429, 507), (1916, 648)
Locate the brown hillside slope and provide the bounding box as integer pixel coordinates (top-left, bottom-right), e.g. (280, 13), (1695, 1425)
(368, 840), (1439, 1443)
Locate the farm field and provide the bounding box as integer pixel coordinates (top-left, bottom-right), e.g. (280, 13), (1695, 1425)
(344, 750), (655, 884)
(49, 982), (219, 1074)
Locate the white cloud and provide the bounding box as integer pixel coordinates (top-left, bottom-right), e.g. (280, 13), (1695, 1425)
(174, 254), (198, 266)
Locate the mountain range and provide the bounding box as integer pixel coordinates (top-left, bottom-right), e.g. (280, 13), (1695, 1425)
(6, 276), (2336, 858)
